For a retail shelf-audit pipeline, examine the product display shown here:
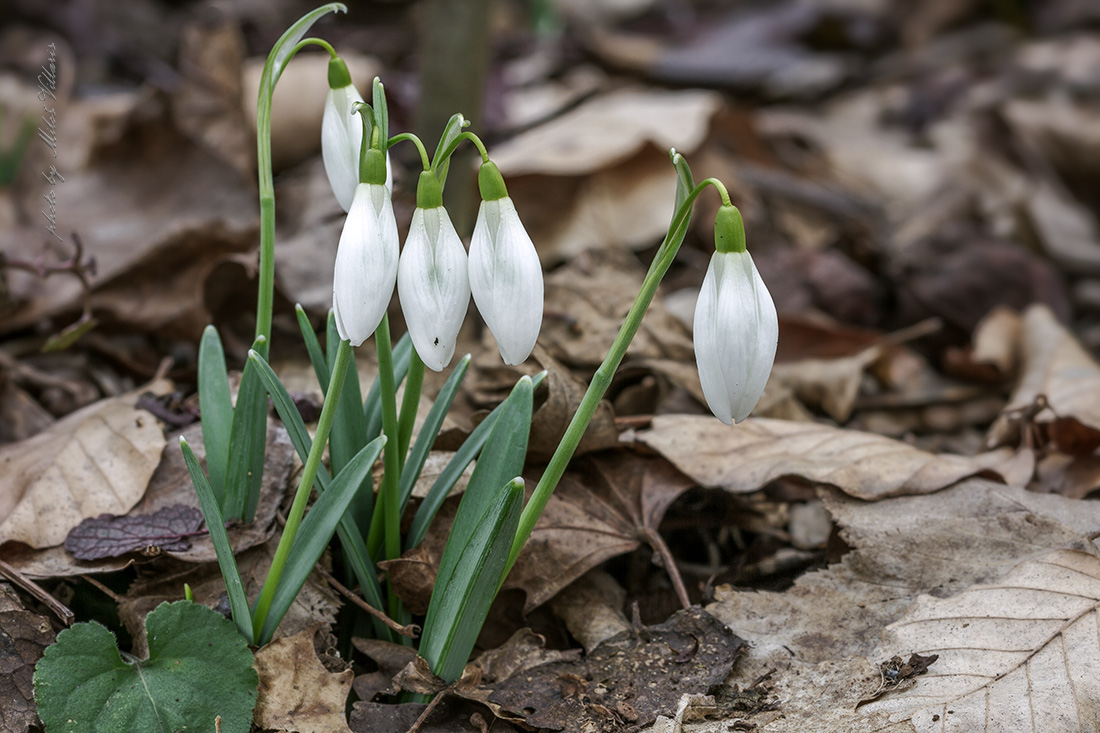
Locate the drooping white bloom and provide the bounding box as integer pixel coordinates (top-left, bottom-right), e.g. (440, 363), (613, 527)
(333, 182), (400, 346)
(469, 196), (543, 365)
(321, 81), (365, 213)
(397, 206), (471, 371)
(692, 249), (778, 425)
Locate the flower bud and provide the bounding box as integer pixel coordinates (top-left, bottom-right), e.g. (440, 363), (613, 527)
(397, 173), (470, 370)
(693, 206), (778, 424)
(333, 182), (400, 346)
(469, 162), (543, 365)
(321, 58), (364, 212)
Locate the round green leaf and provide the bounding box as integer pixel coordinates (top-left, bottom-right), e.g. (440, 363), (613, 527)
(34, 601), (258, 733)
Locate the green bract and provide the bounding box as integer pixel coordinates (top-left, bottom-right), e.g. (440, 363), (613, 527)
(34, 601), (257, 733)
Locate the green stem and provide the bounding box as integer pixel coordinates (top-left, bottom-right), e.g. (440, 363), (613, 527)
(504, 179), (721, 575)
(397, 352), (425, 468)
(290, 37), (337, 58)
(437, 130), (489, 167)
(388, 132), (432, 171)
(374, 316), (403, 565)
(252, 338), (353, 635)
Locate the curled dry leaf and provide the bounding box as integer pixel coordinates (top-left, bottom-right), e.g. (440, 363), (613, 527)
(634, 414), (1026, 500)
(0, 382), (170, 550)
(254, 624), (354, 733)
(863, 549), (1100, 731)
(988, 304), (1100, 454)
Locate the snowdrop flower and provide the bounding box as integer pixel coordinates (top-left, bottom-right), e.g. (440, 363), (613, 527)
(468, 161), (543, 365)
(333, 181), (400, 346)
(397, 171), (470, 370)
(322, 59), (392, 211)
(693, 205), (778, 425)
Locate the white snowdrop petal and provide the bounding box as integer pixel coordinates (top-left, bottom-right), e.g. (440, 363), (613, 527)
(468, 197), (544, 365)
(398, 207), (470, 370)
(332, 183), (400, 346)
(321, 85), (365, 213)
(692, 250), (778, 424)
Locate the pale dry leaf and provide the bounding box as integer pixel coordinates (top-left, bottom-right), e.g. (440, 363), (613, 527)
(254, 624), (354, 733)
(987, 303), (1100, 452)
(0, 382), (170, 550)
(862, 549), (1100, 731)
(703, 480), (1100, 731)
(635, 415), (1016, 500)
(490, 87), (720, 176)
(970, 306), (1022, 375)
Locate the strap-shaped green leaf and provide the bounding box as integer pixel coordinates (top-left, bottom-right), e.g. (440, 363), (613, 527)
(198, 325), (233, 505)
(405, 370), (545, 550)
(419, 478), (523, 682)
(223, 336), (268, 521)
(180, 438), (254, 643)
(397, 354), (470, 513)
(247, 350), (389, 639)
(257, 435), (386, 645)
(296, 304), (330, 392)
(420, 377), (532, 655)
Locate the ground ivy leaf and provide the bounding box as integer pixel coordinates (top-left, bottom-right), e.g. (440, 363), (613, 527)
(34, 600), (258, 733)
(63, 505), (205, 560)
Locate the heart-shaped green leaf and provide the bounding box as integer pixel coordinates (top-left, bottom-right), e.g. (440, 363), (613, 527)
(34, 601), (258, 733)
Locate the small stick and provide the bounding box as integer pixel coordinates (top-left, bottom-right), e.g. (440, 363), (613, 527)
(638, 526), (691, 610)
(80, 573), (124, 604)
(313, 563), (419, 639)
(0, 557), (74, 625)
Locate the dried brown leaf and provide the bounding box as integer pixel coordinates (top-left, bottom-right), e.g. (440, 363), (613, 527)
(0, 583), (55, 733)
(254, 624), (354, 733)
(862, 549), (1100, 731)
(988, 304), (1100, 453)
(0, 382), (169, 550)
(635, 415), (1020, 500)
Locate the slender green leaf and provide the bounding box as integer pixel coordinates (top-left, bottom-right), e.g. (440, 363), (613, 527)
(405, 370), (545, 550)
(259, 4), (346, 97)
(248, 351), (390, 640)
(198, 325), (233, 504)
(364, 330), (412, 440)
(330, 344), (367, 472)
(223, 336), (268, 521)
(431, 113), (469, 187)
(421, 377), (532, 650)
(296, 304), (330, 392)
(419, 479), (523, 682)
(257, 435), (386, 644)
(398, 354), (470, 512)
(372, 77), (389, 153)
(180, 438), (253, 643)
(670, 148), (695, 218)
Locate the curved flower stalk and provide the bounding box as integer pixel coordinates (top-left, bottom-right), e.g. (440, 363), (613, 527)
(332, 181), (400, 346)
(692, 205), (778, 424)
(322, 58), (392, 211)
(468, 161), (543, 365)
(398, 172), (470, 370)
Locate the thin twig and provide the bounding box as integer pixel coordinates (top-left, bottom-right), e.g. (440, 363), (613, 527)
(0, 558), (74, 625)
(313, 563), (419, 639)
(638, 526), (691, 610)
(80, 573), (124, 604)
(407, 686), (449, 733)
